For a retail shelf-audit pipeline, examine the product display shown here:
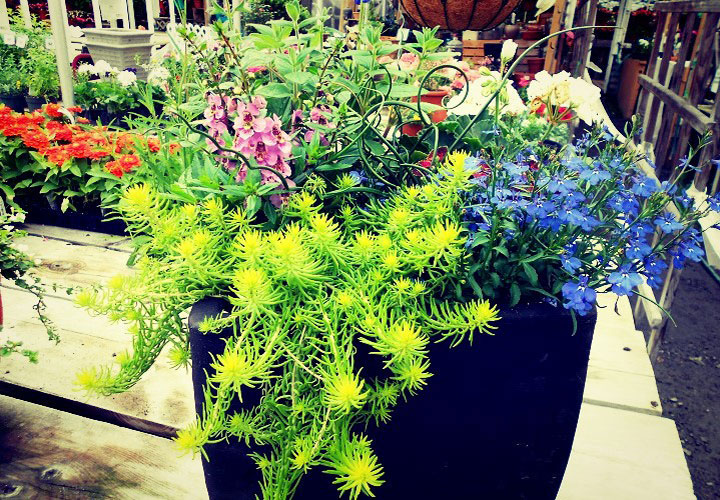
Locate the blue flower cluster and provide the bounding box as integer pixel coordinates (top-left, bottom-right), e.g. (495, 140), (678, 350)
(460, 128), (719, 316)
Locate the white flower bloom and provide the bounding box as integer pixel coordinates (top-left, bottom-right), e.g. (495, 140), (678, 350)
(501, 40), (519, 63)
(77, 63), (94, 75)
(147, 66), (171, 86)
(536, 0), (557, 16)
(448, 70), (526, 117)
(116, 70), (137, 87)
(527, 71), (602, 124)
(93, 60), (116, 75)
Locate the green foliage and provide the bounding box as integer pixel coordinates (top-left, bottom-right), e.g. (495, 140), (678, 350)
(75, 164), (499, 499)
(0, 207), (58, 361)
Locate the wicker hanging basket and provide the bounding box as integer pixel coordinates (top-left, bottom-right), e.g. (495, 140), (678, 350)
(400, 0), (522, 31)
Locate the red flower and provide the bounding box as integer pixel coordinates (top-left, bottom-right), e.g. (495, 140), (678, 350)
(43, 103), (63, 118)
(22, 129), (51, 150)
(42, 145), (71, 166)
(66, 106), (83, 114)
(147, 137), (161, 152)
(118, 154), (141, 169)
(105, 153), (141, 178)
(77, 117), (90, 124)
(169, 143), (181, 154)
(46, 120), (74, 141)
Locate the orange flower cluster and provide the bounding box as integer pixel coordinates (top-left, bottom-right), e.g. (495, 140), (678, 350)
(0, 104), (177, 179)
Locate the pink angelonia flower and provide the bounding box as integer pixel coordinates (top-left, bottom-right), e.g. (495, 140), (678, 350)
(398, 52), (419, 72)
(269, 177), (296, 207)
(224, 95), (239, 114)
(204, 93), (226, 121)
(247, 66), (267, 73)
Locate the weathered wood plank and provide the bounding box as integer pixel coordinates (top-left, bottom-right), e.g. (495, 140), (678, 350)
(12, 234), (133, 292)
(656, 0), (720, 13)
(638, 75), (712, 134)
(22, 223), (133, 253)
(557, 404), (695, 499)
(1, 288), (196, 432)
(0, 395), (207, 499)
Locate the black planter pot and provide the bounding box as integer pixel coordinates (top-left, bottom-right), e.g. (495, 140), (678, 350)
(188, 298), (596, 500)
(25, 96), (57, 112)
(0, 93), (27, 113)
(20, 196), (126, 235)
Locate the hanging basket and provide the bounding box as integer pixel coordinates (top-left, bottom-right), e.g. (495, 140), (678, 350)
(400, 0), (522, 31)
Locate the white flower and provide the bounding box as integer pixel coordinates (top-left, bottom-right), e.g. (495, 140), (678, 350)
(536, 0), (557, 16)
(77, 63), (94, 75)
(500, 40), (518, 63)
(526, 71), (602, 124)
(93, 60), (116, 76)
(447, 70), (526, 117)
(116, 70), (137, 87)
(147, 66), (171, 86)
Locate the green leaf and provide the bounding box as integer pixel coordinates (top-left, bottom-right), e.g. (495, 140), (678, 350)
(257, 83), (293, 99)
(285, 71), (317, 87)
(246, 195), (261, 217)
(69, 164), (82, 177)
(522, 262), (539, 286)
(509, 283), (521, 307)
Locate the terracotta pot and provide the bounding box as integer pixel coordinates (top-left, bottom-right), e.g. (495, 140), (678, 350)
(526, 57), (545, 73)
(400, 0), (522, 31)
(403, 89), (449, 137)
(504, 23), (521, 39)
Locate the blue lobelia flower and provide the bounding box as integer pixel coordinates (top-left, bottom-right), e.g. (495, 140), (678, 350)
(561, 275), (597, 315)
(642, 255), (668, 288)
(548, 175), (578, 195)
(631, 175), (659, 198)
(561, 254), (582, 274)
(707, 192), (720, 212)
(579, 161), (611, 185)
(608, 192), (639, 216)
(526, 197), (555, 219)
(558, 204), (585, 226)
(674, 193), (695, 209)
(678, 239), (704, 262)
(625, 237), (652, 260)
(562, 189), (587, 207)
(654, 213), (684, 233)
(607, 264), (643, 295)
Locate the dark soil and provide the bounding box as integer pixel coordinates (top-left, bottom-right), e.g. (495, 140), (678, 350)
(634, 262), (720, 500)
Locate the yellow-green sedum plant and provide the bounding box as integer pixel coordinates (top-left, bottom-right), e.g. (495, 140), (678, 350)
(74, 154), (499, 499)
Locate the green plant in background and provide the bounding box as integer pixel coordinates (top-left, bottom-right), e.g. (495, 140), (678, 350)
(22, 46), (59, 99)
(241, 0), (310, 32)
(0, 207), (58, 362)
(74, 155), (499, 499)
(0, 55), (26, 96)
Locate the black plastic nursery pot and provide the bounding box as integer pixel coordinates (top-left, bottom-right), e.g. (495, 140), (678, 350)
(0, 93), (27, 113)
(188, 298), (596, 500)
(25, 96), (56, 112)
(19, 195), (126, 235)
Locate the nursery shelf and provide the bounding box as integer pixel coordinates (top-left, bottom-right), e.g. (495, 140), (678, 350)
(0, 224), (695, 499)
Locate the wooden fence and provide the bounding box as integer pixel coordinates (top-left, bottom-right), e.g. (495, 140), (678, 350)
(633, 0), (720, 355)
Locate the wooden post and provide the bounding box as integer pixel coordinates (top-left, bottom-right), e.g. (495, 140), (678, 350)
(146, 0), (155, 31)
(602, 0), (630, 91)
(0, 0), (10, 32)
(19, 0), (32, 28)
(169, 0), (177, 28)
(544, 0), (568, 73)
(91, 0), (102, 28)
(127, 0), (136, 28)
(48, 0), (74, 107)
